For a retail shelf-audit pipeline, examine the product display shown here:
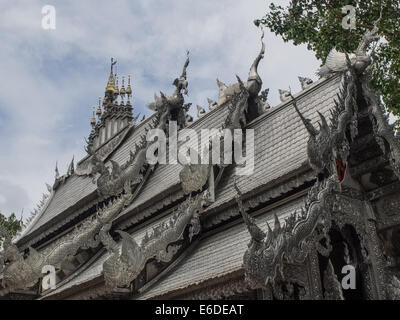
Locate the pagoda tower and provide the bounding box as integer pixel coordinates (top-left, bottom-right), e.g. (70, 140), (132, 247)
(87, 58), (134, 150)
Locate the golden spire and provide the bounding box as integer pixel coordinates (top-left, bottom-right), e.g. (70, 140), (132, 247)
(126, 75), (132, 96)
(105, 58), (118, 94)
(120, 76), (126, 95)
(90, 108), (96, 127)
(96, 97), (102, 117)
(115, 75), (120, 94)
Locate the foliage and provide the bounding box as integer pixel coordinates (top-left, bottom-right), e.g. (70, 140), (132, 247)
(255, 0), (400, 128)
(0, 212), (23, 247)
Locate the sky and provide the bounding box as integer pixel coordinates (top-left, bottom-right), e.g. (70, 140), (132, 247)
(0, 0), (326, 219)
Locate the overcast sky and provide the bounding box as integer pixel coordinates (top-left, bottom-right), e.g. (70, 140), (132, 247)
(0, 0), (325, 219)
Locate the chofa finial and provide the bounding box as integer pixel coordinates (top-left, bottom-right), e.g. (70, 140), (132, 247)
(248, 27), (265, 84)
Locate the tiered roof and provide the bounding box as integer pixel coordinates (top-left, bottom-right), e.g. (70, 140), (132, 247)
(19, 72), (343, 299)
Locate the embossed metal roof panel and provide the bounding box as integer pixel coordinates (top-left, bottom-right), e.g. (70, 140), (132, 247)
(22, 119), (157, 237)
(123, 102), (231, 212)
(137, 196), (305, 299)
(23, 174), (97, 236)
(42, 196), (304, 299)
(205, 75), (342, 210)
(21, 75), (341, 243)
(41, 212), (191, 298)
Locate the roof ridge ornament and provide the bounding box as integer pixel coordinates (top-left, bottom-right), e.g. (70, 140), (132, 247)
(207, 98), (218, 111)
(248, 27), (265, 85)
(173, 50), (190, 96)
(67, 156), (75, 176)
(216, 27), (265, 106)
(147, 51), (191, 129)
(105, 58), (118, 93)
(54, 162), (59, 179)
(126, 75), (132, 97)
(90, 108), (96, 127)
(317, 13), (382, 78)
(298, 76), (313, 90)
(96, 97), (102, 117)
(278, 89), (291, 103)
(197, 105), (206, 118)
(259, 88), (270, 111)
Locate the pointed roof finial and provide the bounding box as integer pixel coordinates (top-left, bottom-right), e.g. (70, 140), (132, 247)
(105, 58), (118, 94)
(115, 75), (119, 93)
(126, 75), (132, 96)
(96, 97), (102, 117)
(111, 57), (117, 73)
(55, 162), (60, 179)
(90, 108), (96, 127)
(46, 183), (52, 193)
(248, 27), (265, 84)
(67, 156), (75, 175)
(120, 76), (126, 96)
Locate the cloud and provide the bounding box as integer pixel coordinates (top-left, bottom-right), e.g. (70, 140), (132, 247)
(0, 179), (30, 216)
(0, 0), (323, 219)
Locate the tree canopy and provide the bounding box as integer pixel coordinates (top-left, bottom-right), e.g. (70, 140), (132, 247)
(0, 212), (23, 246)
(255, 0), (399, 127)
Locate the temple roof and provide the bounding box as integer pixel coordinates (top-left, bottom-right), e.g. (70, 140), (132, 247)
(41, 196), (305, 299)
(18, 74), (342, 248)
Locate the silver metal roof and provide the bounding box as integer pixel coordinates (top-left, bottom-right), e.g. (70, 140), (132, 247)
(20, 75), (342, 245)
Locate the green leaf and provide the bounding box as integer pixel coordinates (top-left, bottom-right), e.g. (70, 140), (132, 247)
(256, 0), (400, 123)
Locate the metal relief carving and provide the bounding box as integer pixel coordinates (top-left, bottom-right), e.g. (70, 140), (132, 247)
(76, 125), (134, 176)
(386, 270), (400, 300)
(317, 16), (381, 77)
(147, 51), (190, 129)
(293, 71), (356, 177)
(88, 131), (147, 197)
(100, 194), (203, 291)
(239, 23), (400, 299)
(216, 29), (264, 109)
(0, 184), (134, 294)
(269, 262), (310, 300)
(185, 278), (252, 300)
(179, 28), (268, 202)
(179, 75), (250, 199)
(179, 163), (210, 195)
(362, 75), (400, 181)
(322, 260), (344, 300)
(4, 16), (399, 300)
(234, 65), (360, 288)
(378, 194), (400, 217)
